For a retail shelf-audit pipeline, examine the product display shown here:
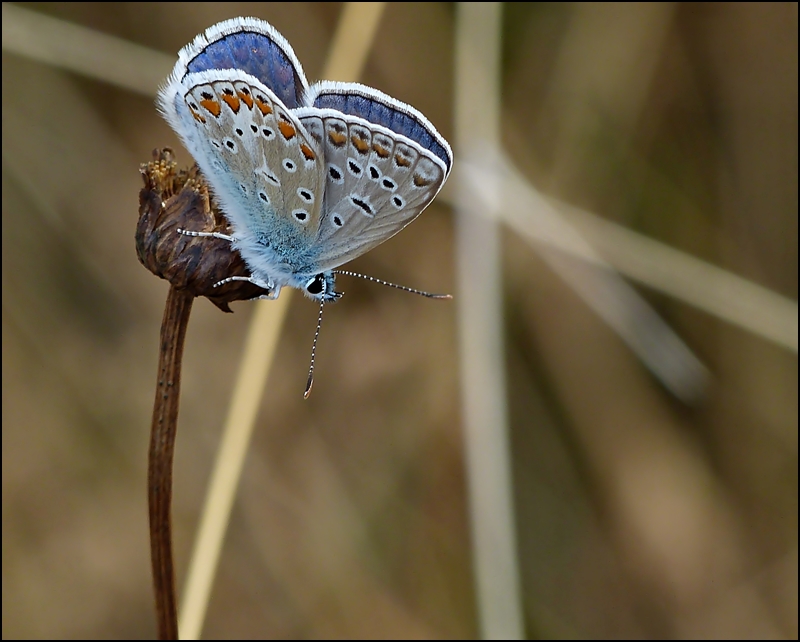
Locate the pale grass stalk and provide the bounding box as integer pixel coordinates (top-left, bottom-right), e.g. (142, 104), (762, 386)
(177, 3), (386, 640)
(455, 3), (524, 639)
(555, 199), (798, 354)
(458, 154), (709, 403)
(442, 152), (797, 359)
(1, 2), (172, 96)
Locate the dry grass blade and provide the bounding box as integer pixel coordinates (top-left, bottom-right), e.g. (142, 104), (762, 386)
(555, 200), (799, 353)
(455, 3), (524, 639)
(1, 3), (172, 96)
(177, 4), (387, 640)
(459, 154), (710, 403)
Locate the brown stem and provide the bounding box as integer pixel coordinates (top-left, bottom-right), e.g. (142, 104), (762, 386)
(148, 285), (194, 640)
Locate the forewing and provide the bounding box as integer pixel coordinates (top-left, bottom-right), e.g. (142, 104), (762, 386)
(159, 69), (325, 245)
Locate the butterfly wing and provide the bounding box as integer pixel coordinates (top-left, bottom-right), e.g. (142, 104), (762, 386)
(166, 17), (309, 109)
(157, 21), (327, 280)
(295, 82), (453, 272)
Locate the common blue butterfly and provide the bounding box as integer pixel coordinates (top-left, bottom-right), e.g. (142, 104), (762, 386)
(157, 17), (452, 307)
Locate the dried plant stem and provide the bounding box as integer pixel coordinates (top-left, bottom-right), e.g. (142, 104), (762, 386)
(149, 285), (194, 640)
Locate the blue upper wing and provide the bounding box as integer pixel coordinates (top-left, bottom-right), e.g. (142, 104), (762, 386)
(175, 17), (309, 109)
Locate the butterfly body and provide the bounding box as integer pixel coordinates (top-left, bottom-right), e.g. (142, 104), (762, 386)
(157, 17), (452, 302)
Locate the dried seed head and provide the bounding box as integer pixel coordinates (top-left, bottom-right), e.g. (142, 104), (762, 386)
(136, 149), (264, 312)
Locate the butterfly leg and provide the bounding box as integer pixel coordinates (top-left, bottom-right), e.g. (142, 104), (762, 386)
(177, 228), (237, 243)
(176, 229), (281, 299)
(212, 275), (281, 300)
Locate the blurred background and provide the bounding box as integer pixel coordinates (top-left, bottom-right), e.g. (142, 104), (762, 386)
(2, 2), (796, 638)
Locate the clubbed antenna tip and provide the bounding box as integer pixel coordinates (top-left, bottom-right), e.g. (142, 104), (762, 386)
(303, 300), (325, 399)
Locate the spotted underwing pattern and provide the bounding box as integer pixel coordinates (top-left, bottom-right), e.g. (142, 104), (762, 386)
(158, 17), (452, 302)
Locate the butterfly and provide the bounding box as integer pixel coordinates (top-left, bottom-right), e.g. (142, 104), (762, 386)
(157, 17), (452, 304)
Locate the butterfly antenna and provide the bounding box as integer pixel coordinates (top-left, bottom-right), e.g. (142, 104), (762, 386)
(333, 270), (452, 299)
(304, 300), (325, 399)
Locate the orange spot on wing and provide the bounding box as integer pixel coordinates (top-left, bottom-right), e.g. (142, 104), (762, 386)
(255, 96), (273, 115)
(221, 93), (240, 113)
(278, 120), (296, 140)
(191, 110), (206, 124)
(373, 143), (390, 158)
(413, 173), (433, 187)
(328, 130), (347, 147)
(300, 144), (316, 161)
(395, 153), (412, 168)
(351, 134), (370, 154)
(200, 99), (221, 117)
(237, 91), (254, 109)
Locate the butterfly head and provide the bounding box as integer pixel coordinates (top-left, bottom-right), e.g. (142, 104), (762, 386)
(302, 271), (341, 303)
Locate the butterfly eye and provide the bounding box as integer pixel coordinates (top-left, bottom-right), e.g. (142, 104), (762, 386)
(305, 275), (325, 295)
